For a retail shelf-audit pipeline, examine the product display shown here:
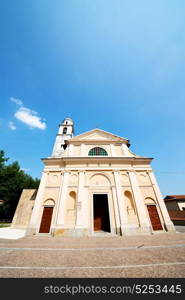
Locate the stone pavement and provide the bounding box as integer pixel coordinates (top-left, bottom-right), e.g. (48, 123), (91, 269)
(0, 232), (185, 278)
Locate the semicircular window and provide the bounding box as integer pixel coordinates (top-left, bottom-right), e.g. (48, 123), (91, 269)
(88, 147), (108, 156)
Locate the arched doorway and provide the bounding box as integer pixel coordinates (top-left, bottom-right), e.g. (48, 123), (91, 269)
(39, 199), (55, 233)
(89, 174), (111, 233)
(145, 198), (163, 231)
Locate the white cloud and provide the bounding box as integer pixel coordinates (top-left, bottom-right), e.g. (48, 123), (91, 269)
(10, 96), (47, 130)
(10, 97), (23, 106)
(8, 121), (16, 130)
(15, 107), (46, 130)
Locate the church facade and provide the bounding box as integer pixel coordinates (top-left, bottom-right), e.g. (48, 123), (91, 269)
(12, 118), (175, 236)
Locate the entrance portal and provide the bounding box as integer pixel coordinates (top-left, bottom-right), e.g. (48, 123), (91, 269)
(39, 207), (53, 233)
(93, 194), (111, 232)
(147, 205), (163, 231)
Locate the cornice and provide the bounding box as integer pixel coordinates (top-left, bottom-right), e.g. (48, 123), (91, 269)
(67, 140), (125, 145)
(42, 156), (153, 164)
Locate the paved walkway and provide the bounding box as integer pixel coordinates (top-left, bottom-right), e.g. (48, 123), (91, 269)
(0, 232), (185, 278)
(0, 228), (26, 239)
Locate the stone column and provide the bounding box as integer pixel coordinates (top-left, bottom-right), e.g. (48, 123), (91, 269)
(27, 171), (47, 235)
(128, 171), (151, 233)
(56, 171), (69, 226)
(75, 171), (88, 235)
(113, 171), (128, 235)
(148, 171), (175, 232)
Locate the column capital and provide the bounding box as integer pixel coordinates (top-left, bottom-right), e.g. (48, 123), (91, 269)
(127, 169), (136, 174)
(113, 169), (120, 174)
(77, 170), (86, 174)
(62, 170), (70, 174)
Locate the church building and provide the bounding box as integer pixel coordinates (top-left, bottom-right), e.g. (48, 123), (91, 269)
(12, 118), (175, 236)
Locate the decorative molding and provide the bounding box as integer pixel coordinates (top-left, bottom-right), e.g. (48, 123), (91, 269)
(139, 183), (153, 186)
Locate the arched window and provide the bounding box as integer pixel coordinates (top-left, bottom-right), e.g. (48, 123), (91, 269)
(88, 147), (108, 156)
(63, 127), (67, 134)
(65, 191), (76, 226)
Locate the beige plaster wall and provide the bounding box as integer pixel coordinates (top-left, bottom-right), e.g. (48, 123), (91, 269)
(89, 174), (111, 186)
(42, 187), (60, 204)
(120, 172), (130, 186)
(73, 145), (81, 156)
(85, 171), (114, 186)
(137, 172), (151, 185)
(46, 172), (61, 186)
(114, 144), (123, 156)
(140, 186), (156, 201)
(68, 172), (78, 186)
(11, 189), (37, 228)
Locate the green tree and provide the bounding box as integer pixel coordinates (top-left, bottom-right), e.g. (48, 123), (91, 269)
(0, 150), (40, 219)
(0, 150), (9, 168)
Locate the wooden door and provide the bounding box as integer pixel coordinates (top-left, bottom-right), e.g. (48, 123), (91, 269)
(147, 205), (163, 231)
(94, 206), (105, 230)
(39, 207), (53, 233)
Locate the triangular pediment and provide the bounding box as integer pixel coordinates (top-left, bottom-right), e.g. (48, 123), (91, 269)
(69, 129), (129, 143)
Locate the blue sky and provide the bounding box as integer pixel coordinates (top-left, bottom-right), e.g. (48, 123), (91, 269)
(1, 0), (185, 196)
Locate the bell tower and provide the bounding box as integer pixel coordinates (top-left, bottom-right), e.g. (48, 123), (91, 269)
(51, 118), (74, 157)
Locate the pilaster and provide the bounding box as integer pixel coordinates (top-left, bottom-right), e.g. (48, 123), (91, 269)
(52, 172), (64, 228)
(56, 171), (69, 226)
(128, 171), (151, 233)
(112, 186), (121, 234)
(75, 171), (88, 233)
(113, 171), (128, 235)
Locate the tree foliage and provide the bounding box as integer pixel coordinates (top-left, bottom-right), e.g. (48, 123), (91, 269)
(0, 150), (40, 219)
